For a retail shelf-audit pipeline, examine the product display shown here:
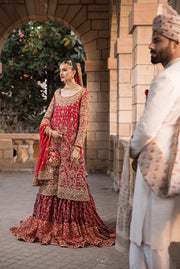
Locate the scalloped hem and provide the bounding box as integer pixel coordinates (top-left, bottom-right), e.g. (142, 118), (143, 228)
(10, 216), (115, 248)
(10, 193), (116, 248)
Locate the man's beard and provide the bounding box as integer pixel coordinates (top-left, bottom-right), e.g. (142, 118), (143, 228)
(150, 50), (161, 64)
(150, 40), (172, 64)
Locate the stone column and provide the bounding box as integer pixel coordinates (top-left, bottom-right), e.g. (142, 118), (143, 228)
(129, 0), (168, 131)
(26, 139), (35, 163)
(85, 60), (109, 172)
(0, 139), (13, 171)
(108, 57), (117, 173)
(14, 139), (23, 163)
(113, 0), (133, 190)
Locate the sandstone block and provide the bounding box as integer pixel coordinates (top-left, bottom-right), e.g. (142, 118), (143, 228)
(119, 54), (132, 68)
(86, 49), (101, 60)
(120, 16), (129, 28)
(120, 5), (132, 17)
(97, 39), (108, 49)
(55, 5), (68, 20)
(63, 5), (82, 23)
(101, 49), (109, 60)
(100, 82), (109, 91)
(95, 71), (109, 82)
(85, 60), (107, 72)
(99, 30), (109, 38)
(85, 40), (98, 52)
(87, 81), (100, 91)
(129, 3), (159, 34)
(110, 112), (117, 123)
(88, 113), (97, 122)
(88, 122), (108, 131)
(58, 0), (80, 3)
(91, 102), (108, 113)
(89, 92), (98, 102)
(87, 141), (108, 150)
(88, 5), (108, 12)
(0, 139), (12, 150)
(119, 28), (130, 39)
(87, 72), (96, 82)
(71, 6), (86, 29)
(96, 112), (108, 122)
(108, 57), (117, 70)
(119, 69), (131, 83)
(87, 131), (96, 140)
(132, 26), (153, 47)
(110, 123), (117, 136)
(77, 20), (91, 36)
(96, 131), (109, 141)
(81, 0), (94, 3)
(118, 123), (131, 137)
(98, 92), (109, 102)
(131, 64), (154, 86)
(95, 0), (108, 4)
(88, 12), (109, 20)
(118, 110), (132, 123)
(92, 20), (109, 30)
(86, 149), (98, 159)
(110, 90), (117, 101)
(81, 30), (98, 44)
(98, 150), (108, 160)
(133, 44), (151, 67)
(3, 149), (13, 159)
(116, 37), (132, 54)
(119, 97), (132, 110)
(118, 83), (132, 97)
(0, 159), (13, 169)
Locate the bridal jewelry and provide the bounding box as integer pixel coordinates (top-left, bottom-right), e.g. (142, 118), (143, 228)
(64, 83), (79, 90)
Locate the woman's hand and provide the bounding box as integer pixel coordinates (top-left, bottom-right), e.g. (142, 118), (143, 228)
(71, 147), (81, 163)
(132, 159), (138, 172)
(50, 130), (63, 141)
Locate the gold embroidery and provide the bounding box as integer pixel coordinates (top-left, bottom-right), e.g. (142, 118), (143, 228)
(37, 87), (89, 201)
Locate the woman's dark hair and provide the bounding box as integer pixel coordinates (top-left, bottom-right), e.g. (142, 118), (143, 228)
(62, 60), (77, 72)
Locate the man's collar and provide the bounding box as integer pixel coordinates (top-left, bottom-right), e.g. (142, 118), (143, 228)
(165, 57), (180, 69)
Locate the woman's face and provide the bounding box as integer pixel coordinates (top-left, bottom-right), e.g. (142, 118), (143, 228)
(59, 63), (76, 83)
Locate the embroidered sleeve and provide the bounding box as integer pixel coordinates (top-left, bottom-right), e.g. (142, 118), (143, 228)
(74, 90), (89, 148)
(40, 95), (55, 135)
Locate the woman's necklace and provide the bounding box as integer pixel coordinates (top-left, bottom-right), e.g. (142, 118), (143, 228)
(64, 83), (79, 90)
(61, 83), (81, 97)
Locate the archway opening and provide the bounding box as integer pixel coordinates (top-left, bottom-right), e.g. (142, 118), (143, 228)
(0, 20), (86, 133)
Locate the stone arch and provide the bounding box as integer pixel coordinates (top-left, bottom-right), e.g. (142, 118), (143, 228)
(0, 0), (111, 172)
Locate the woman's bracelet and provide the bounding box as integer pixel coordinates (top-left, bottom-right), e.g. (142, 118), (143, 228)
(45, 127), (53, 137)
(74, 146), (81, 152)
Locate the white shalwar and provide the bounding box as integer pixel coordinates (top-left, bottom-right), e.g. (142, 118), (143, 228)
(130, 58), (180, 268)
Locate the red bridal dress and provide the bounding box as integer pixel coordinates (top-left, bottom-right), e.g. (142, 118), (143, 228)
(11, 87), (116, 247)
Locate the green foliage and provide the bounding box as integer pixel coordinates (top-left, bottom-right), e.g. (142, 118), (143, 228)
(0, 21), (86, 132)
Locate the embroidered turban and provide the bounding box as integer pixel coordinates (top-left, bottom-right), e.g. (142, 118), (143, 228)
(153, 14), (180, 42)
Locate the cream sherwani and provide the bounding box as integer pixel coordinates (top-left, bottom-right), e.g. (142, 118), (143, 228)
(130, 58), (180, 250)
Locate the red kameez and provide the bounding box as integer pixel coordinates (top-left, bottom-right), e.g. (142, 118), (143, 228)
(11, 87), (116, 247)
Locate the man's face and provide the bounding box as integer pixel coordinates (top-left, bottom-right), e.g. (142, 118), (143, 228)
(149, 31), (175, 66)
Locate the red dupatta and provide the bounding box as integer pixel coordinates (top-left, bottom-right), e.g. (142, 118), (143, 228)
(32, 123), (52, 186)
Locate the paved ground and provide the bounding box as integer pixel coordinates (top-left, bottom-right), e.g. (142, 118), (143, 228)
(0, 173), (128, 269)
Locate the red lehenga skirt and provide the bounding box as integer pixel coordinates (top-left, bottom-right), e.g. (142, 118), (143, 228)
(10, 189), (116, 248)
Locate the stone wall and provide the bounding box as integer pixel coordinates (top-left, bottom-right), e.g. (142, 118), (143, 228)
(0, 139), (13, 170)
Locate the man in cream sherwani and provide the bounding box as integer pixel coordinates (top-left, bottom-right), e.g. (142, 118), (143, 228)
(129, 7), (180, 269)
